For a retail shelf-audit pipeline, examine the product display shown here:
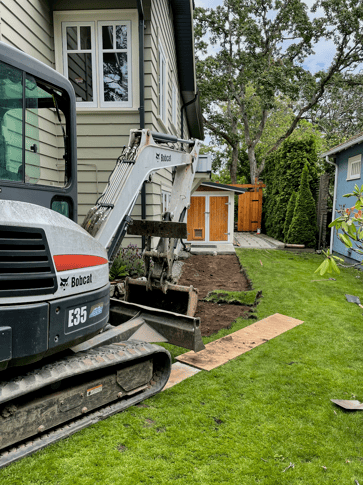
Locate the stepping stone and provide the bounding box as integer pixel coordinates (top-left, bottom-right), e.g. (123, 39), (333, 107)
(176, 313), (303, 371)
(163, 362), (202, 390)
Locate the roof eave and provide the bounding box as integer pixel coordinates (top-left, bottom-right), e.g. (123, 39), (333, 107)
(320, 134), (363, 158)
(170, 0), (204, 140)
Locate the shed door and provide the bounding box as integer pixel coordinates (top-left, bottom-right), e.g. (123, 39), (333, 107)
(238, 190), (262, 232)
(187, 196), (206, 241)
(209, 196), (228, 241)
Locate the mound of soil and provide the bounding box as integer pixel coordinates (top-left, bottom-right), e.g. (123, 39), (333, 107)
(178, 254), (255, 337)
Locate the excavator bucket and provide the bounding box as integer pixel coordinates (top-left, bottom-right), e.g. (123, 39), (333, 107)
(123, 220), (204, 350)
(125, 278), (198, 317)
(109, 298), (205, 352)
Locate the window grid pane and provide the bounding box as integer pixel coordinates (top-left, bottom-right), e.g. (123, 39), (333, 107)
(351, 161), (361, 177)
(80, 26), (92, 50)
(101, 22), (130, 104)
(66, 26), (77, 51)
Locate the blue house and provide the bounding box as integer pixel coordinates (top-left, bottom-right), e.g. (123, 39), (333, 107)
(321, 133), (363, 262)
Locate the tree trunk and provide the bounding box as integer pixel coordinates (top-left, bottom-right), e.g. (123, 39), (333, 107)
(248, 146), (257, 183)
(230, 144), (239, 184)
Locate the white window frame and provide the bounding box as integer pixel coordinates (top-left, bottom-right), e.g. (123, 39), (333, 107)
(347, 154), (361, 181)
(55, 11), (137, 111)
(62, 21), (97, 108)
(161, 190), (171, 213)
(98, 20), (132, 108)
(158, 44), (167, 123)
(172, 81), (177, 128)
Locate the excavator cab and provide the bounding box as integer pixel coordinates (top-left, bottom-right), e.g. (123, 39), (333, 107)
(0, 45), (77, 221)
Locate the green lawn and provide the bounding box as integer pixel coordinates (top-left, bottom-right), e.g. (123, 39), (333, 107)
(2, 249), (363, 484)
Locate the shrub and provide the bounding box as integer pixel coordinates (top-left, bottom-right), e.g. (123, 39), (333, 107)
(286, 164), (318, 247)
(283, 191), (297, 242)
(263, 133), (319, 241)
(109, 244), (145, 281)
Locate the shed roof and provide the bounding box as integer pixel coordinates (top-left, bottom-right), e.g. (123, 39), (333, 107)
(201, 182), (247, 194)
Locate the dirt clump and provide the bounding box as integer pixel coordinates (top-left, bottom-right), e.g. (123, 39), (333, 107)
(178, 254), (255, 337)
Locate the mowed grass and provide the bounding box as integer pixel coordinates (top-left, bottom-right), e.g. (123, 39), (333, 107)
(2, 249), (363, 484)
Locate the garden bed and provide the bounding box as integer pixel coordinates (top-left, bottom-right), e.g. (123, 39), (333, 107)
(177, 254), (257, 336)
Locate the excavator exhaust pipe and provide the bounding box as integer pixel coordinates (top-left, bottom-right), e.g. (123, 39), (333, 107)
(125, 278), (198, 317)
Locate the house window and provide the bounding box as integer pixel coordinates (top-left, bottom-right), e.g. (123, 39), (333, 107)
(99, 22), (130, 107)
(172, 82), (177, 128)
(161, 190), (171, 213)
(158, 44), (167, 122)
(61, 18), (132, 108)
(347, 155), (361, 180)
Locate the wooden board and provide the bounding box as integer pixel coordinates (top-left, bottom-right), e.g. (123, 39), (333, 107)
(176, 314), (304, 371)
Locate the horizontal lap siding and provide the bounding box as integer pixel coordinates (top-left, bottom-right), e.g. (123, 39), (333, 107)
(0, 1), (62, 186)
(1, 0), (54, 67)
(76, 111), (132, 224)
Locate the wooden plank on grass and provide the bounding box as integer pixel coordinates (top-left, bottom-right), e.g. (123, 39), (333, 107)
(163, 362), (201, 390)
(176, 313), (304, 371)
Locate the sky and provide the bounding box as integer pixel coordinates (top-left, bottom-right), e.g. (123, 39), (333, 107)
(193, 0), (337, 74)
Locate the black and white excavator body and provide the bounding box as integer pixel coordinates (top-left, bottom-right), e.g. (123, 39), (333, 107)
(0, 41), (205, 465)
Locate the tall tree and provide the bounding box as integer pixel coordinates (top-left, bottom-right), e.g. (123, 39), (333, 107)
(195, 0), (363, 183)
(306, 76), (363, 147)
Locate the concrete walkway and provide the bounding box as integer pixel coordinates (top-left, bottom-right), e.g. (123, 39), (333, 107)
(190, 243), (236, 255)
(187, 232), (284, 255)
(234, 232), (284, 250)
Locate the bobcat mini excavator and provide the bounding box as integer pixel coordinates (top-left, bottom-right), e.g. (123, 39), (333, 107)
(0, 42), (204, 466)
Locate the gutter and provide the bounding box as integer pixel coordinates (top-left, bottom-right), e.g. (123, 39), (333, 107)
(137, 0), (145, 129)
(325, 155), (338, 253)
(137, 0), (146, 249)
(181, 90), (199, 140)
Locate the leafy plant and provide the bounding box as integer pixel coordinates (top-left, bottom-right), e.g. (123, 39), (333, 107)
(109, 261), (128, 281)
(317, 183), (363, 276)
(315, 249), (343, 275)
(109, 244), (145, 281)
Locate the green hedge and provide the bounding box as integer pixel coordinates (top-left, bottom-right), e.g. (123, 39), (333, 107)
(263, 135), (319, 241)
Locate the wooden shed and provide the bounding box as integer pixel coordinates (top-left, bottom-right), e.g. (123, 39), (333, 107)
(186, 182), (246, 244)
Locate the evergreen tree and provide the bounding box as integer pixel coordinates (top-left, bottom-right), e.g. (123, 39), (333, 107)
(283, 191), (297, 242)
(286, 165), (318, 247)
(262, 132), (319, 241)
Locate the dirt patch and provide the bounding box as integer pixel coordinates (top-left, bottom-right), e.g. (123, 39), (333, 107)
(178, 255), (256, 337)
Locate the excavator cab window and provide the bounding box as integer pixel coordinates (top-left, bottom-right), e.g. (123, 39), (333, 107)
(0, 59), (70, 187)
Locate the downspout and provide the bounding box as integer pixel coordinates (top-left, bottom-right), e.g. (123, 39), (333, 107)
(325, 155), (338, 253)
(180, 89), (199, 140)
(137, 0), (145, 129)
(137, 0), (147, 249)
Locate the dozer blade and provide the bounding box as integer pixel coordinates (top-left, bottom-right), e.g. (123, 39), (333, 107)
(125, 277), (198, 317)
(109, 298), (205, 353)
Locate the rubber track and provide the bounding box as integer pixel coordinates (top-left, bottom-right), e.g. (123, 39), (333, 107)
(0, 341), (171, 468)
(0, 340), (166, 405)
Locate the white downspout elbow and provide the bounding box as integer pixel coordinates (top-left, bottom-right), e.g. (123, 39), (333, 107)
(325, 155), (337, 253)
